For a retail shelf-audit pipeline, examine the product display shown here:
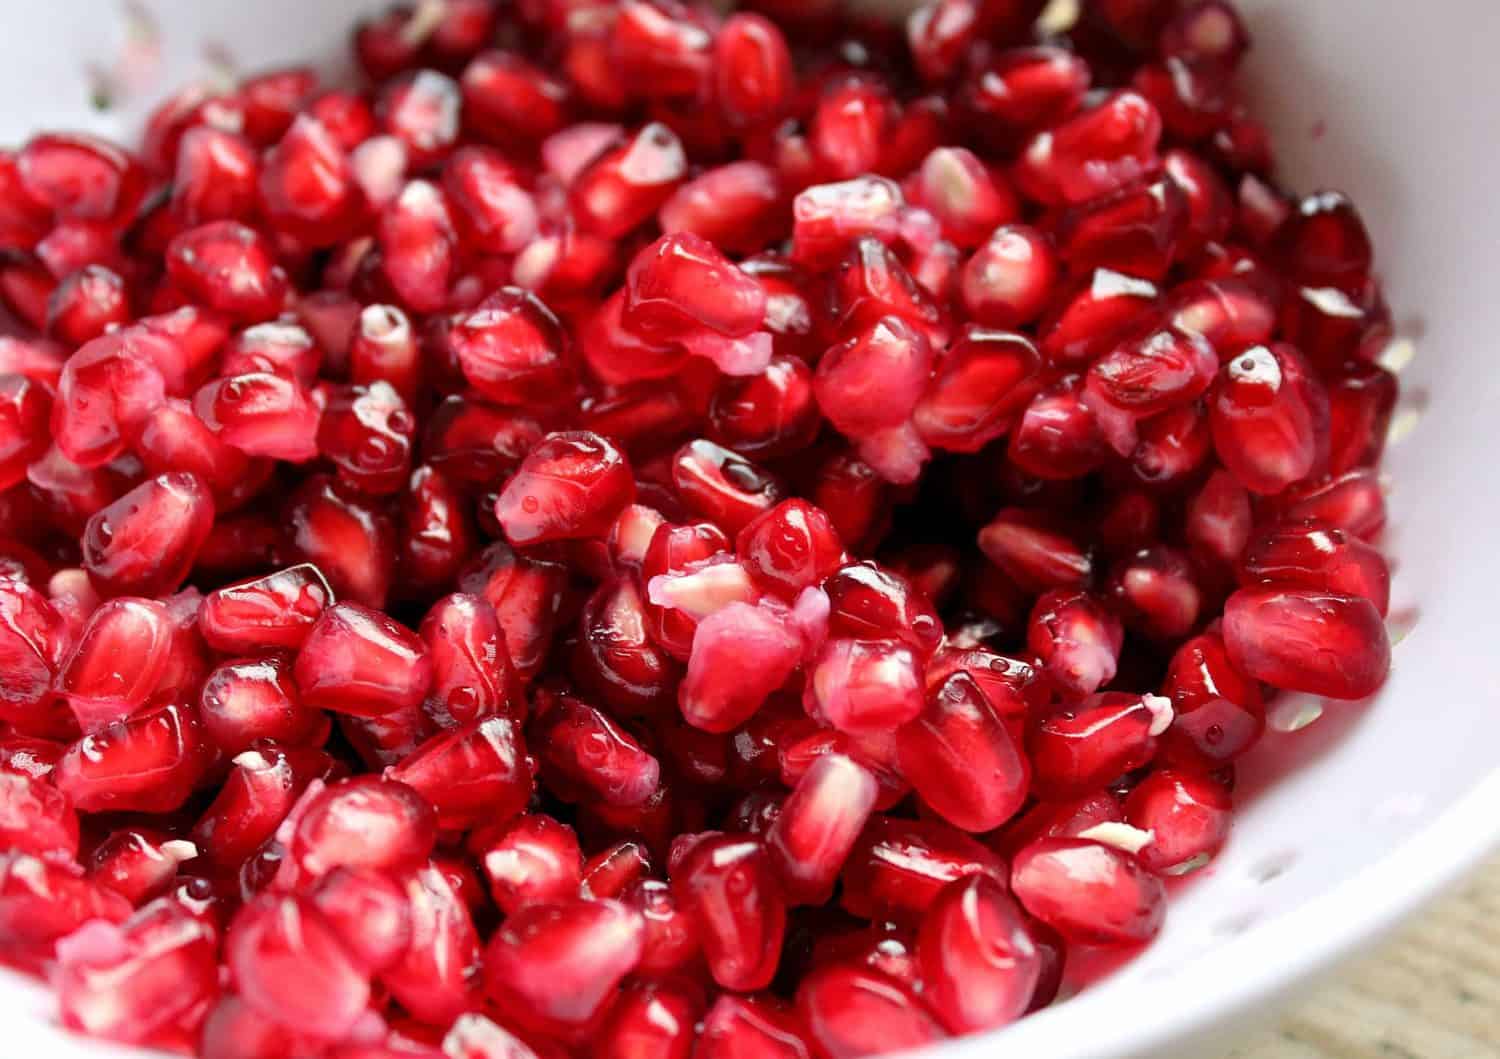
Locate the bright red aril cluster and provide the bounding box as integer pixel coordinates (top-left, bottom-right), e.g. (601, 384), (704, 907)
(0, 0), (1399, 1054)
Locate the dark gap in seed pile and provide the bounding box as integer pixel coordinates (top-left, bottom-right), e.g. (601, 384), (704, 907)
(0, 0), (1397, 1055)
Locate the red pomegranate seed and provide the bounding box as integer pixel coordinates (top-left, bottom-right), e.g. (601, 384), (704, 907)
(1186, 468), (1253, 570)
(1012, 90), (1161, 206)
(898, 671), (1030, 832)
(462, 51), (571, 145)
(841, 815), (1005, 922)
(310, 866), (412, 973)
(294, 601), (432, 716)
(226, 892), (371, 1041)
(199, 563), (332, 654)
(81, 471), (215, 597)
(1029, 691), (1172, 799)
(495, 431), (635, 545)
(1026, 588), (1125, 696)
(484, 898), (645, 1041)
(0, 852), (132, 968)
(0, 768), (79, 860)
(797, 963), (946, 1056)
(580, 840), (653, 900)
(383, 861), (482, 1024)
(1010, 837), (1166, 945)
(193, 371), (321, 462)
(917, 874), (1041, 1033)
(281, 775), (436, 886)
(1159, 630), (1263, 768)
(257, 115), (364, 246)
(1105, 544), (1203, 641)
(697, 994), (812, 1059)
(766, 752), (878, 903)
(388, 714), (533, 830)
(17, 132), (144, 224)
(674, 833), (787, 991)
(190, 744), (332, 870)
(1209, 343), (1330, 495)
(531, 690), (661, 807)
(1124, 767), (1233, 874)
(475, 813), (584, 916)
(1222, 585), (1390, 699)
(198, 653), (325, 754)
(1269, 467), (1387, 540)
(978, 507), (1092, 592)
(55, 699), (209, 813)
(55, 895), (218, 1046)
(570, 122), (688, 239)
(1240, 520), (1391, 615)
(625, 232), (768, 341)
(166, 222), (289, 323)
(53, 596), (173, 733)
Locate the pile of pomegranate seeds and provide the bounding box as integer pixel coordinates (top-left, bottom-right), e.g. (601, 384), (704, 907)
(0, 0), (1399, 1053)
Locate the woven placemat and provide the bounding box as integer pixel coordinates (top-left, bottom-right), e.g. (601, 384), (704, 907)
(1226, 856), (1500, 1058)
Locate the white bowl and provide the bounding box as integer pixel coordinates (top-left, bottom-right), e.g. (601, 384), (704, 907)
(2, 2), (1497, 1057)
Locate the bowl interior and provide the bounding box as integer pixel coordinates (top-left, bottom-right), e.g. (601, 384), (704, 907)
(1, 3), (1498, 1058)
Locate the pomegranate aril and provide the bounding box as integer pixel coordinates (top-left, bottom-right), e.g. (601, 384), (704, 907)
(55, 699), (209, 813)
(55, 896), (219, 1047)
(307, 866), (411, 976)
(0, 852), (132, 968)
(570, 122), (688, 239)
(1327, 362), (1397, 475)
(1269, 467), (1387, 540)
(841, 815), (1005, 923)
(1240, 520), (1391, 615)
(285, 475), (396, 609)
(674, 833), (786, 991)
(389, 715), (532, 831)
(1011, 837), (1166, 945)
(1029, 691), (1171, 799)
(81, 471), (215, 597)
(190, 745), (331, 870)
(1039, 268), (1159, 367)
(475, 813), (584, 916)
(458, 541), (569, 684)
(697, 994), (812, 1059)
(1210, 343), (1330, 495)
(226, 892), (371, 1041)
(1222, 585), (1390, 699)
(1105, 544), (1203, 640)
(531, 690), (661, 807)
(281, 775), (437, 885)
(572, 576), (679, 716)
(382, 861), (482, 1025)
(917, 874), (1041, 1033)
(978, 508), (1092, 592)
(898, 671), (1029, 832)
(193, 372), (321, 463)
(797, 963), (946, 1057)
(495, 430), (635, 546)
(294, 601), (432, 717)
(1124, 767), (1232, 874)
(1013, 90), (1162, 206)
(199, 563), (333, 654)
(199, 653), (325, 755)
(17, 132), (144, 223)
(1026, 588), (1125, 697)
(484, 897), (645, 1041)
(0, 768), (79, 860)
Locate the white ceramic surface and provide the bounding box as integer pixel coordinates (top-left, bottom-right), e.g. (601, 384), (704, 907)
(1, 2), (1497, 1056)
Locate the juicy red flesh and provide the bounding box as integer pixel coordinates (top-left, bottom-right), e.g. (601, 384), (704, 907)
(0, 1), (1404, 1055)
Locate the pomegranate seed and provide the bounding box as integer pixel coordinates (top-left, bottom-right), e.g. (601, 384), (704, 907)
(294, 601), (432, 717)
(1029, 691), (1172, 799)
(1210, 343), (1330, 495)
(570, 123), (688, 239)
(194, 372), (321, 462)
(766, 752), (878, 903)
(475, 813), (584, 915)
(281, 775), (436, 885)
(495, 431), (635, 545)
(1026, 589), (1125, 696)
(1222, 585), (1390, 699)
(55, 896), (218, 1046)
(697, 994), (812, 1059)
(389, 716), (532, 830)
(898, 671), (1030, 832)
(531, 690), (661, 807)
(580, 840), (653, 900)
(226, 892), (371, 1040)
(199, 563), (333, 654)
(191, 745), (332, 870)
(0, 768), (78, 859)
(1124, 767), (1233, 874)
(674, 833), (786, 991)
(1013, 90), (1162, 206)
(257, 115), (364, 246)
(378, 70), (462, 167)
(198, 654), (325, 754)
(1269, 467), (1387, 540)
(918, 875), (1041, 1033)
(1327, 362), (1397, 475)
(625, 232), (768, 342)
(1011, 837), (1165, 945)
(1040, 268), (1159, 367)
(81, 471), (215, 597)
(1240, 520), (1391, 615)
(790, 176), (905, 271)
(17, 133), (144, 223)
(714, 14), (793, 126)
(841, 815), (1005, 922)
(166, 222), (288, 323)
(1186, 468), (1253, 570)
(1159, 630), (1263, 768)
(310, 866), (411, 973)
(978, 508), (1092, 592)
(0, 852), (132, 968)
(484, 898), (645, 1040)
(797, 964), (946, 1056)
(382, 861), (482, 1024)
(56, 699), (209, 813)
